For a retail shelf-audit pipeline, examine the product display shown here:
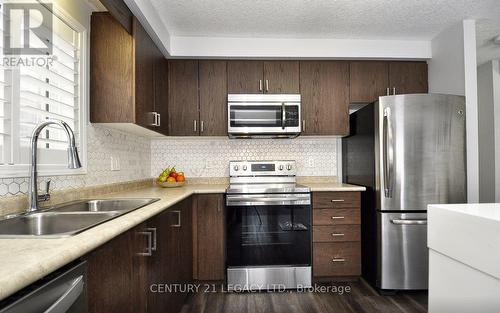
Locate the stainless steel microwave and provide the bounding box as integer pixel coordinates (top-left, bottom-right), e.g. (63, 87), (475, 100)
(227, 94), (301, 138)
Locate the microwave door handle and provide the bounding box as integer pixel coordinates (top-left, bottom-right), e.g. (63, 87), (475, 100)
(281, 102), (286, 130)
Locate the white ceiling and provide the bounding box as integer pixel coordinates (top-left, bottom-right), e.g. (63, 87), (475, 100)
(150, 0), (500, 40)
(476, 19), (500, 65)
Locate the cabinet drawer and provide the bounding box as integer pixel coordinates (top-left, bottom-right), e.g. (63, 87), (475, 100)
(313, 209), (360, 226)
(313, 225), (361, 242)
(313, 192), (360, 209)
(313, 242), (361, 277)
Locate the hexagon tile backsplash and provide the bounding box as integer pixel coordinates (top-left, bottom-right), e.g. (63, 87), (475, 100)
(151, 137), (339, 177)
(0, 125), (151, 198)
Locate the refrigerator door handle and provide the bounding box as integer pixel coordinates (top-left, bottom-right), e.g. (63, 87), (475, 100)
(391, 219), (427, 225)
(383, 107), (394, 198)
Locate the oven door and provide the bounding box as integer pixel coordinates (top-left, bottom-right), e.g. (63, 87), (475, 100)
(228, 103), (301, 135)
(226, 194), (311, 268)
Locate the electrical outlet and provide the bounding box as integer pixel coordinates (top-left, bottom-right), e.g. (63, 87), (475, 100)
(110, 156), (121, 171)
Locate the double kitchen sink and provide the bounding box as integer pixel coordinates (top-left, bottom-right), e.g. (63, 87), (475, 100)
(0, 198), (159, 238)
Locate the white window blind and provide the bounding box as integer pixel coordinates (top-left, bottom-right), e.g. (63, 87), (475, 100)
(0, 2), (86, 176)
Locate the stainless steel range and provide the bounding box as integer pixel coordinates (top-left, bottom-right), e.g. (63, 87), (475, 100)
(225, 160), (312, 290)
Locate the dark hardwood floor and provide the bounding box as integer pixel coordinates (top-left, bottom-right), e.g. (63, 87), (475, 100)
(180, 279), (428, 313)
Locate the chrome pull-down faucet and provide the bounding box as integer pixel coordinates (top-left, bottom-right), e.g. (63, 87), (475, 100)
(27, 120), (82, 213)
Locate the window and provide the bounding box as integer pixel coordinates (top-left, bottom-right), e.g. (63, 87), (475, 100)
(0, 2), (87, 177)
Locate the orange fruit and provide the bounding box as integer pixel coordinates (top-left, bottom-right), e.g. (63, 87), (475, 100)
(176, 175), (185, 182)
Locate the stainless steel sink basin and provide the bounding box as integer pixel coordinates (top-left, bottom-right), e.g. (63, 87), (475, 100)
(0, 212), (121, 238)
(0, 198), (160, 238)
(50, 198), (159, 213)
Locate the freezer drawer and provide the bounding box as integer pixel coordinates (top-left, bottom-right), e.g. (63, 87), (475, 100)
(378, 212), (428, 290)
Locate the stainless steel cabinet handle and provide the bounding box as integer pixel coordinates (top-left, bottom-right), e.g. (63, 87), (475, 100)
(392, 87), (396, 95)
(146, 227), (157, 251)
(44, 275), (84, 313)
(302, 120), (306, 132)
(201, 120), (204, 133)
(331, 233), (345, 237)
(193, 120), (197, 132)
(331, 258), (346, 262)
(149, 112), (159, 126)
(386, 87), (390, 96)
(137, 231), (153, 256)
(331, 216), (345, 220)
(259, 80), (263, 92)
(171, 210), (181, 227)
(281, 102), (286, 130)
(331, 199), (345, 202)
(265, 79), (269, 92)
(383, 107), (394, 198)
(157, 113), (161, 127)
(391, 219), (427, 225)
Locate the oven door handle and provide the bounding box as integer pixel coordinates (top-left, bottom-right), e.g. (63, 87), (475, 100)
(281, 102), (286, 130)
(227, 195), (311, 206)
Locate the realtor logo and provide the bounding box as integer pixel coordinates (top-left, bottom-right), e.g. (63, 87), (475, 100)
(3, 2), (53, 55)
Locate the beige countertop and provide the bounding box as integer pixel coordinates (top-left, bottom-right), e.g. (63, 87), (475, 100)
(0, 181), (364, 301)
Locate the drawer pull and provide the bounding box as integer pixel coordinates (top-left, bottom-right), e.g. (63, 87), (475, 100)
(331, 216), (345, 220)
(331, 199), (345, 202)
(331, 233), (345, 237)
(332, 258), (346, 262)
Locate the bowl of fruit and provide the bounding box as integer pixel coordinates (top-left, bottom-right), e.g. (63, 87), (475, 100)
(156, 166), (186, 188)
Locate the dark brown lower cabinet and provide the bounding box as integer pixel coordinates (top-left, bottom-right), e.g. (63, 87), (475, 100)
(86, 222), (147, 313)
(193, 194), (225, 281)
(146, 197), (192, 313)
(85, 198), (193, 313)
(312, 192), (362, 280)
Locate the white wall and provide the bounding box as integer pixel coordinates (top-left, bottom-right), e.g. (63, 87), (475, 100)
(169, 36), (431, 59)
(428, 20), (479, 203)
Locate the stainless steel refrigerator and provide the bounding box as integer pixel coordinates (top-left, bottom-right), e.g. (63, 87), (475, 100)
(342, 94), (466, 291)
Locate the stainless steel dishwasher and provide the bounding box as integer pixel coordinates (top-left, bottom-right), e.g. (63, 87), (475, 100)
(0, 261), (87, 313)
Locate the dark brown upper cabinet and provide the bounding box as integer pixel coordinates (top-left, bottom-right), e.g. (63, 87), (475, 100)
(263, 61), (300, 93)
(199, 60), (228, 136)
(133, 19), (155, 129)
(90, 13), (168, 135)
(227, 60), (299, 94)
(350, 61), (390, 103)
(300, 61), (350, 136)
(389, 62), (428, 95)
(168, 60), (200, 136)
(227, 60), (264, 94)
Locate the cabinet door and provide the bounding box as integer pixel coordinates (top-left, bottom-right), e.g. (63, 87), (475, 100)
(263, 61), (300, 93)
(133, 18), (155, 128)
(300, 61), (350, 135)
(90, 13), (134, 123)
(350, 61), (389, 103)
(153, 45), (169, 135)
(227, 60), (264, 94)
(86, 223), (147, 313)
(146, 200), (192, 313)
(199, 60), (227, 136)
(194, 194), (225, 280)
(168, 60), (200, 136)
(389, 62), (428, 94)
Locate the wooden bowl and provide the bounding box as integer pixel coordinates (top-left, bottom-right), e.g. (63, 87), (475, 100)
(157, 181), (186, 188)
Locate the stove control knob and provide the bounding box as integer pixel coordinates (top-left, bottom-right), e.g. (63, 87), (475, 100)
(279, 165), (284, 171)
(287, 164), (293, 171)
(243, 165), (248, 171)
(233, 165), (239, 171)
